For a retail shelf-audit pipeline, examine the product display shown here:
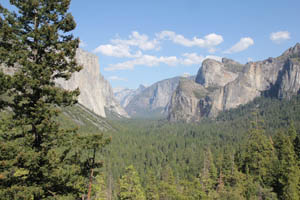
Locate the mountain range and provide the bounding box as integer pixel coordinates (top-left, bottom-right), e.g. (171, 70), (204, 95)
(115, 43), (300, 122)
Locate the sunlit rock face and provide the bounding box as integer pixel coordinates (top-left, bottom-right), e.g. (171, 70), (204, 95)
(56, 49), (129, 118)
(168, 43), (300, 122)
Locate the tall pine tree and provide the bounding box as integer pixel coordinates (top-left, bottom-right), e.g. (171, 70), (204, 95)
(0, 1), (109, 199)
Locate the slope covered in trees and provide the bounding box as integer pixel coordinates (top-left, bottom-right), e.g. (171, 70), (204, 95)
(94, 95), (300, 199)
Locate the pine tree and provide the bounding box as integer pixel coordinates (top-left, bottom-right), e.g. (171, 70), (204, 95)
(158, 166), (180, 200)
(118, 165), (146, 200)
(236, 120), (275, 185)
(0, 1), (109, 199)
(93, 173), (108, 200)
(274, 131), (300, 200)
(198, 148), (218, 196)
(145, 170), (159, 200)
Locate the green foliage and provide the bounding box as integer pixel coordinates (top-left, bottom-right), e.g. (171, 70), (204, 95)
(98, 95), (300, 199)
(0, 1), (110, 199)
(236, 125), (275, 185)
(144, 171), (159, 200)
(118, 165), (146, 200)
(93, 173), (108, 200)
(273, 128), (300, 200)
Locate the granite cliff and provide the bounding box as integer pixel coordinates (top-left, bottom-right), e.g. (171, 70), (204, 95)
(168, 43), (300, 122)
(56, 49), (128, 118)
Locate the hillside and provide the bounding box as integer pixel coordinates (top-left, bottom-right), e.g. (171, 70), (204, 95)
(101, 94), (300, 199)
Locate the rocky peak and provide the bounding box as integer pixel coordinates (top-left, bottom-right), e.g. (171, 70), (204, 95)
(282, 43), (300, 57)
(195, 58), (239, 88)
(137, 84), (146, 92)
(222, 58), (238, 65)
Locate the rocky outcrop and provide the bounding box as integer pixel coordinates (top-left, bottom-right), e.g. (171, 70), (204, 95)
(168, 79), (212, 122)
(56, 49), (128, 118)
(168, 43), (300, 122)
(195, 59), (239, 88)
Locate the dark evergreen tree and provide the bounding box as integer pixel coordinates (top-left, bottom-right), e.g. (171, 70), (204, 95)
(0, 1), (109, 199)
(236, 120), (275, 185)
(273, 131), (300, 200)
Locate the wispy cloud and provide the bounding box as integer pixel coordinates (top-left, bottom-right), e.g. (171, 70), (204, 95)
(104, 55), (178, 71)
(93, 31), (159, 58)
(157, 31), (223, 50)
(180, 53), (222, 65)
(224, 37), (254, 54)
(108, 76), (128, 81)
(93, 44), (142, 58)
(270, 31), (290, 43)
(111, 31), (159, 51)
(180, 53), (204, 65)
(104, 53), (221, 71)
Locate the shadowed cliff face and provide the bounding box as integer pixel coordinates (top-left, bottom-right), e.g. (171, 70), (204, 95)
(56, 49), (128, 118)
(168, 43), (300, 122)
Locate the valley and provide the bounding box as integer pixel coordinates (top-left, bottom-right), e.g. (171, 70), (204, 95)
(1, 1), (300, 199)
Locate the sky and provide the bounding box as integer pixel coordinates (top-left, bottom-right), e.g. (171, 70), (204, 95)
(2, 0), (300, 89)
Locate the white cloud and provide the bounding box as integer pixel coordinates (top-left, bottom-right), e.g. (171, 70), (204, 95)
(108, 76), (127, 81)
(205, 55), (222, 62)
(104, 55), (178, 71)
(93, 31), (159, 58)
(105, 52), (222, 71)
(224, 37), (254, 54)
(93, 44), (142, 58)
(112, 31), (159, 51)
(157, 31), (223, 49)
(181, 53), (204, 65)
(180, 53), (222, 65)
(270, 31), (290, 43)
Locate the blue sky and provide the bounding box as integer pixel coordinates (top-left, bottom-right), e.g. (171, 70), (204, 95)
(2, 0), (300, 89)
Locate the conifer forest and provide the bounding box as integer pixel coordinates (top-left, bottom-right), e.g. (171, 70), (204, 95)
(1, 0), (300, 199)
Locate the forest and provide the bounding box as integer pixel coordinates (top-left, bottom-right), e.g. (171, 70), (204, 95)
(96, 95), (300, 200)
(1, 0), (300, 200)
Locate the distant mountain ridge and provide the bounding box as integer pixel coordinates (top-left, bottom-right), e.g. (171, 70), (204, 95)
(114, 84), (146, 108)
(168, 43), (300, 122)
(114, 76), (195, 118)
